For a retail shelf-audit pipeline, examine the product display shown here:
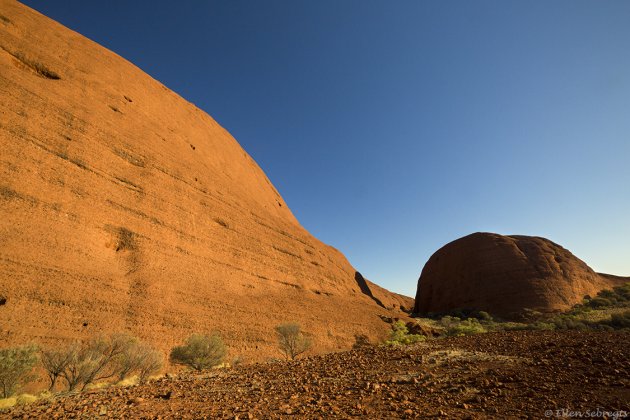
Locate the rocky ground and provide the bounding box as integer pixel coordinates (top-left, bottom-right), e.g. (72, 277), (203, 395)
(4, 331), (629, 419)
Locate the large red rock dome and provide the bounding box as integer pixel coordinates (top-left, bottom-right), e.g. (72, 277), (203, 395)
(413, 232), (627, 318)
(0, 0), (411, 360)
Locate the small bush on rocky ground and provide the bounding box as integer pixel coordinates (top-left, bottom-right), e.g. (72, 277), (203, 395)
(41, 333), (162, 391)
(0, 397), (17, 410)
(15, 394), (37, 405)
(0, 345), (39, 398)
(438, 316), (487, 336)
(40, 346), (75, 391)
(569, 282), (630, 313)
(169, 333), (227, 371)
(275, 323), (312, 360)
(113, 339), (163, 384)
(385, 321), (425, 345)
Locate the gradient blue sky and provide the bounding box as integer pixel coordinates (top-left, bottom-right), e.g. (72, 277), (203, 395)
(23, 1), (630, 296)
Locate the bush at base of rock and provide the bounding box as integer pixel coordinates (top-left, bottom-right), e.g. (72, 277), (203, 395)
(438, 316), (487, 336)
(0, 345), (39, 398)
(385, 321), (425, 345)
(169, 333), (227, 371)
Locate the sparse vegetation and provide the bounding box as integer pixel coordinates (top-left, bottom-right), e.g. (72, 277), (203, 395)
(169, 333), (227, 371)
(0, 345), (39, 398)
(579, 282), (630, 310)
(413, 283), (630, 335)
(275, 323), (312, 360)
(59, 334), (134, 391)
(40, 347), (74, 391)
(112, 339), (163, 384)
(607, 310), (630, 328)
(439, 316), (487, 336)
(41, 333), (161, 391)
(385, 321), (425, 345)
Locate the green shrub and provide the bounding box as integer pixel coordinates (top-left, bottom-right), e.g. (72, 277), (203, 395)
(275, 323), (312, 360)
(169, 333), (227, 371)
(445, 318), (487, 336)
(436, 316), (487, 336)
(605, 311), (630, 329)
(0, 345), (39, 398)
(476, 311), (493, 322)
(589, 297), (612, 308)
(385, 321), (425, 345)
(582, 283), (630, 310)
(528, 321), (556, 331)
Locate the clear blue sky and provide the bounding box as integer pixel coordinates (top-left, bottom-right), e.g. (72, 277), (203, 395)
(23, 1), (630, 296)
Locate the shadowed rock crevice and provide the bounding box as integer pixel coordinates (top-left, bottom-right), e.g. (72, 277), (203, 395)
(354, 271), (385, 308)
(1, 45), (61, 79)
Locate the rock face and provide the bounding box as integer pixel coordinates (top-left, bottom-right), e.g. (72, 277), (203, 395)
(413, 232), (627, 318)
(0, 0), (412, 359)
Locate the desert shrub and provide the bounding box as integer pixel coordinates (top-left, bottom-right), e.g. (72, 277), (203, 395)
(438, 316), (460, 330)
(15, 393), (37, 405)
(0, 345), (39, 398)
(73, 333), (137, 390)
(0, 397), (17, 410)
(41, 347), (75, 391)
(588, 297), (613, 309)
(385, 321), (425, 345)
(438, 316), (487, 336)
(448, 318), (486, 336)
(44, 333), (142, 391)
(604, 310), (630, 329)
(582, 283), (630, 310)
(136, 345), (163, 383)
(275, 323), (312, 360)
(616, 283), (630, 300)
(528, 321), (556, 331)
(519, 308), (544, 321)
(568, 303), (592, 315)
(475, 311), (493, 322)
(112, 339), (163, 383)
(169, 333), (227, 371)
(551, 316), (589, 331)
